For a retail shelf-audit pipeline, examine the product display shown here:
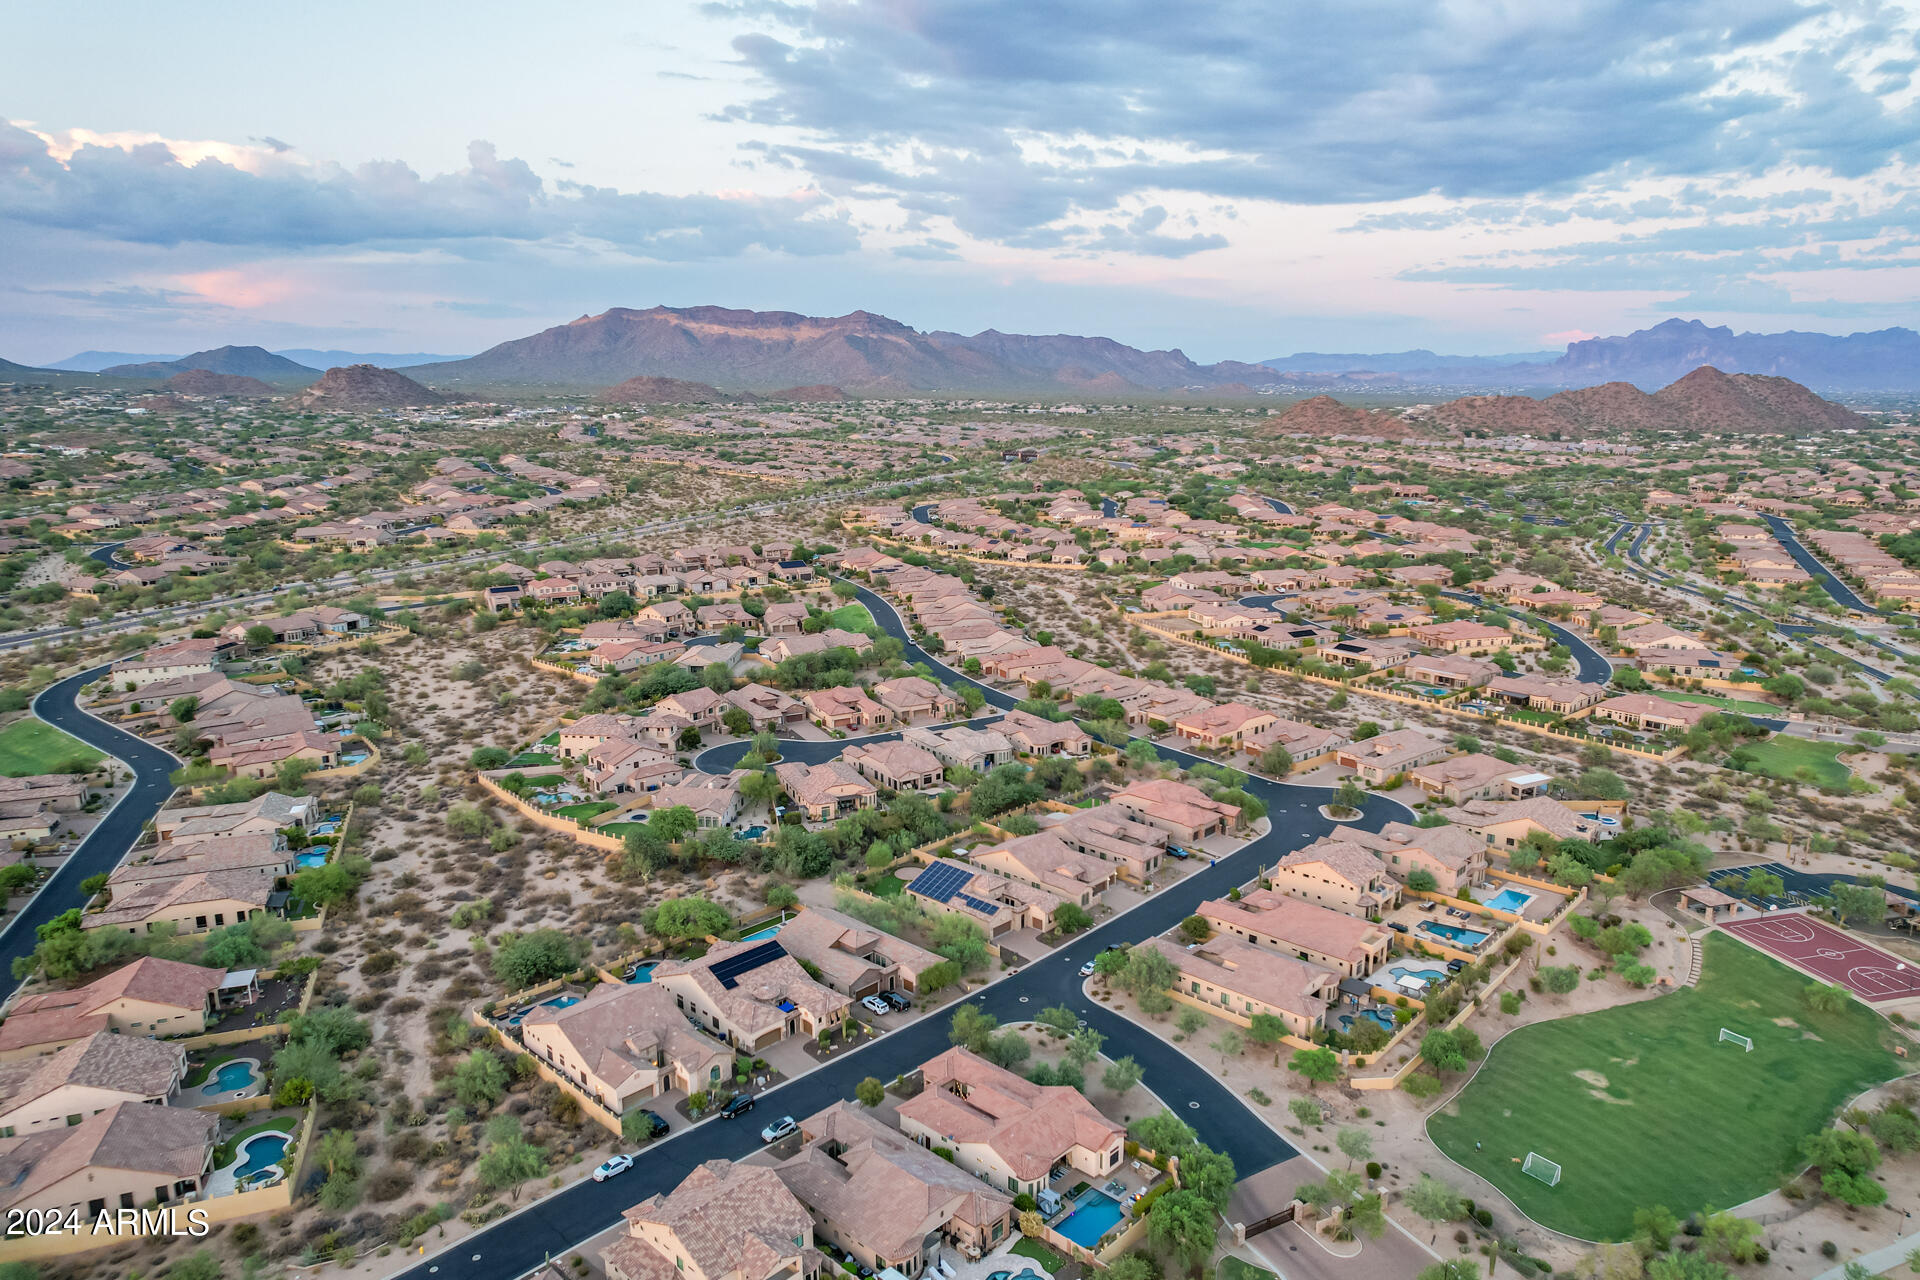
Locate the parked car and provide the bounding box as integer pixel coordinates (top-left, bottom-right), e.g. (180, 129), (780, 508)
(1079, 959), (1098, 977)
(631, 1109), (669, 1140)
(760, 1115), (798, 1144)
(860, 995), (892, 1016)
(881, 991), (911, 1011)
(593, 1154), (635, 1182)
(720, 1094), (756, 1119)
(1166, 846), (1190, 859)
(1446, 959), (1466, 973)
(1387, 921), (1409, 933)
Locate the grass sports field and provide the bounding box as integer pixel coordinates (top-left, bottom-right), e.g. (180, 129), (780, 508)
(1729, 736), (1851, 787)
(0, 718), (103, 778)
(1428, 933), (1902, 1240)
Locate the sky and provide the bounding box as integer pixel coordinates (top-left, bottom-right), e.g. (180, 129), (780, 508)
(4, 0), (1920, 365)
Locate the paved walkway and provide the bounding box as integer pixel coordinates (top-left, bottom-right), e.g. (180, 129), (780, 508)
(1810, 1225), (1920, 1280)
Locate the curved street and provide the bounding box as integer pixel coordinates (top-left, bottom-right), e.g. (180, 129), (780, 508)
(393, 583), (1416, 1280)
(0, 665), (180, 997)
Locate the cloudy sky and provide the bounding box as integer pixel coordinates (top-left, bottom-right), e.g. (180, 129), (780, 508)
(4, 0), (1919, 364)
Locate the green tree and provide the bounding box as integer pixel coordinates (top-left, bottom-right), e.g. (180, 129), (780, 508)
(1289, 1046), (1340, 1089)
(490, 929), (584, 988)
(1054, 902), (1094, 934)
(1102, 1055), (1142, 1093)
(1145, 1189), (1218, 1272)
(1829, 882), (1887, 929)
(856, 1076), (885, 1107)
(1336, 1126), (1373, 1168)
(450, 1049), (509, 1109)
(1404, 1174), (1463, 1223)
(949, 1004), (999, 1054)
(1179, 1144), (1236, 1211)
(1633, 1204), (1678, 1253)
(650, 896), (731, 939)
(475, 1114), (548, 1193)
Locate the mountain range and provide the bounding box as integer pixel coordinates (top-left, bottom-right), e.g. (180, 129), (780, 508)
(47, 347), (464, 373)
(99, 346), (319, 381)
(1265, 367), (1868, 439)
(1262, 319), (1920, 391)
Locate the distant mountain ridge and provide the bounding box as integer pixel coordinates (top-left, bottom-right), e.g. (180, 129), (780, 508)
(101, 345), (318, 380)
(1263, 318), (1920, 390)
(412, 305), (1277, 394)
(295, 365), (453, 410)
(1283, 367), (1867, 438)
(51, 347), (464, 372)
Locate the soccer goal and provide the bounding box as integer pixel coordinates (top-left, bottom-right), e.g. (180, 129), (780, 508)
(1522, 1152), (1561, 1187)
(1719, 1028), (1754, 1052)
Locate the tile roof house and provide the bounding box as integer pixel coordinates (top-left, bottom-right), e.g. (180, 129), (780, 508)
(1436, 796), (1617, 850)
(905, 858), (1062, 936)
(771, 906), (944, 998)
(0, 957), (231, 1061)
(1590, 693), (1712, 732)
(726, 684), (806, 730)
(1109, 778), (1241, 845)
(1485, 674), (1606, 715)
(1402, 654), (1502, 689)
(1171, 702), (1278, 750)
(775, 1102), (1015, 1273)
(774, 761), (878, 822)
(800, 687), (891, 732)
(518, 982), (734, 1115)
(1408, 620), (1516, 654)
(897, 1047), (1124, 1196)
(653, 937), (850, 1052)
(901, 724), (1013, 773)
(1271, 841), (1403, 917)
(1406, 753), (1552, 804)
(1329, 822), (1488, 896)
(1240, 717), (1349, 766)
(869, 677), (959, 724)
(0, 1100), (218, 1219)
(841, 740), (945, 793)
(1334, 729), (1452, 783)
(970, 833), (1114, 907)
(1032, 804), (1167, 884)
(0, 1032), (186, 1135)
(83, 868), (282, 936)
(1198, 889), (1393, 976)
(1141, 934), (1338, 1038)
(604, 1158), (825, 1280)
(998, 709), (1090, 758)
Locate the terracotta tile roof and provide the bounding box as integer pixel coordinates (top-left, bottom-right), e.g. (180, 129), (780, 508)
(610, 1159), (814, 1280)
(775, 1102), (1012, 1261)
(1200, 890), (1389, 967)
(897, 1047), (1122, 1181)
(1142, 934), (1337, 1024)
(0, 1031), (182, 1112)
(0, 1101), (216, 1211)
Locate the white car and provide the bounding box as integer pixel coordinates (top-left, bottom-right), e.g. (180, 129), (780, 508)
(1078, 959), (1097, 977)
(860, 995), (892, 1016)
(592, 1154), (634, 1182)
(760, 1116), (798, 1144)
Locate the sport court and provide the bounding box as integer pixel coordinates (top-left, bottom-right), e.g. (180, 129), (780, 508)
(1721, 915), (1920, 1002)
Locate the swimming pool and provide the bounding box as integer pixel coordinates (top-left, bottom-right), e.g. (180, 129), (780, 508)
(1419, 920), (1490, 948)
(626, 961), (659, 984)
(1387, 963), (1447, 989)
(1484, 887), (1534, 914)
(542, 995), (581, 1009)
(296, 852), (328, 869)
(1337, 1009), (1395, 1034)
(736, 825), (768, 840)
(741, 921), (786, 943)
(1055, 1188), (1125, 1248)
(231, 1132), (290, 1180)
(200, 1059), (260, 1095)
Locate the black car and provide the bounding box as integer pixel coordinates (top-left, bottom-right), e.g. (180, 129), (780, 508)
(719, 1094), (756, 1119)
(1387, 921), (1409, 934)
(881, 991), (911, 1011)
(1446, 959), (1466, 973)
(633, 1109), (670, 1140)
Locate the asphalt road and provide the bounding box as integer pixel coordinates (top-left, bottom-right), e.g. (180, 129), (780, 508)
(0, 666), (180, 996)
(396, 582), (1414, 1280)
(1440, 591), (1611, 686)
(1762, 515), (1885, 616)
(1263, 497), (1293, 516)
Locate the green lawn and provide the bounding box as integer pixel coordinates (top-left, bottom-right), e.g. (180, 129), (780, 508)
(1728, 736), (1851, 787)
(823, 602), (876, 633)
(600, 821), (648, 837)
(1428, 933), (1902, 1240)
(1218, 1259), (1278, 1280)
(865, 871), (907, 898)
(1655, 690), (1780, 716)
(551, 801), (618, 823)
(505, 751), (558, 769)
(1010, 1237), (1068, 1272)
(0, 718), (103, 778)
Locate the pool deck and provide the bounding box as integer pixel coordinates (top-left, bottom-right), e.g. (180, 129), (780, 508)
(202, 1128), (292, 1198)
(180, 1055), (265, 1109)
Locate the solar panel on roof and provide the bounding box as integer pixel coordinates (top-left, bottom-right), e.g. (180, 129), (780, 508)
(959, 893), (1000, 915)
(908, 863), (975, 904)
(710, 940), (787, 989)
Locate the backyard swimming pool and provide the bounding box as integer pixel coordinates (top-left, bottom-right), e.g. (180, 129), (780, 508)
(231, 1132), (289, 1180)
(542, 995), (581, 1009)
(1484, 887), (1534, 914)
(1387, 963), (1448, 989)
(626, 961), (660, 983)
(1055, 1188), (1125, 1248)
(741, 921), (786, 943)
(200, 1059), (260, 1095)
(296, 852), (328, 869)
(1336, 1009), (1395, 1034)
(1420, 920), (1490, 948)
